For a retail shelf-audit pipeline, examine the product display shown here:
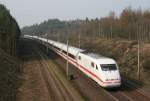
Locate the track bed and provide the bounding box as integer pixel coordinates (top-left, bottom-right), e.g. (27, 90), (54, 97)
(17, 38), (150, 101)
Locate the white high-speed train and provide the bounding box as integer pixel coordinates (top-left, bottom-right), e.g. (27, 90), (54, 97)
(25, 35), (121, 88)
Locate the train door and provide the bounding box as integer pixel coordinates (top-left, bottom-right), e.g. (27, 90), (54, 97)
(77, 54), (82, 65)
(77, 54), (91, 78)
(90, 62), (100, 81)
(91, 61), (98, 75)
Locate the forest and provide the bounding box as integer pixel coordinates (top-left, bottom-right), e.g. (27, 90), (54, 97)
(0, 4), (21, 101)
(0, 4), (20, 55)
(22, 7), (150, 42)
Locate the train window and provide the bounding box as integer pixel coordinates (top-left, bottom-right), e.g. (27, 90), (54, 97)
(69, 54), (75, 59)
(96, 65), (98, 70)
(91, 62), (94, 67)
(100, 64), (117, 71)
(78, 56), (81, 60)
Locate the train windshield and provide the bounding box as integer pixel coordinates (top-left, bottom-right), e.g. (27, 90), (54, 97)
(100, 64), (117, 71)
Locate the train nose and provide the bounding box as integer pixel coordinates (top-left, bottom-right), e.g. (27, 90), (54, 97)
(105, 78), (120, 81)
(104, 71), (121, 81)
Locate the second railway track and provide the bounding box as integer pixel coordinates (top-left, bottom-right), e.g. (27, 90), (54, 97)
(33, 47), (84, 101)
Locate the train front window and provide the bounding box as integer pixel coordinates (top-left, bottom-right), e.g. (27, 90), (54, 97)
(100, 64), (117, 71)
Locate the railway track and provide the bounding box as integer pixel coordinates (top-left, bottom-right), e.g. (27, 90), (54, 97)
(38, 52), (83, 101)
(33, 47), (84, 101)
(124, 79), (150, 99)
(121, 80), (150, 101)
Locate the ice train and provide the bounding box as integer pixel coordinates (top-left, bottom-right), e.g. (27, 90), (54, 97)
(25, 35), (121, 88)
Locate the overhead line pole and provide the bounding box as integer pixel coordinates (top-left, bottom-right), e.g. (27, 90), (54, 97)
(137, 40), (140, 80)
(78, 31), (80, 49)
(66, 23), (69, 79)
(99, 23), (100, 37)
(137, 24), (140, 80)
(66, 40), (69, 78)
(110, 24), (112, 39)
(47, 33), (48, 53)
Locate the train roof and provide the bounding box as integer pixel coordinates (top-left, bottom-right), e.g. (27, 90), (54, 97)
(88, 53), (116, 64)
(26, 35), (85, 56)
(48, 40), (85, 56)
(85, 53), (106, 59)
(83, 52), (110, 60)
(82, 52), (114, 61)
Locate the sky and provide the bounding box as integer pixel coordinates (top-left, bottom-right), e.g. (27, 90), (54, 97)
(0, 0), (150, 28)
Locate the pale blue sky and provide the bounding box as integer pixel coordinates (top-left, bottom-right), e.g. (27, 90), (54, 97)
(0, 0), (150, 27)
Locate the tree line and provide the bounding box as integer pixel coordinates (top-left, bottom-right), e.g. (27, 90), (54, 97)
(22, 7), (150, 42)
(0, 4), (20, 55)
